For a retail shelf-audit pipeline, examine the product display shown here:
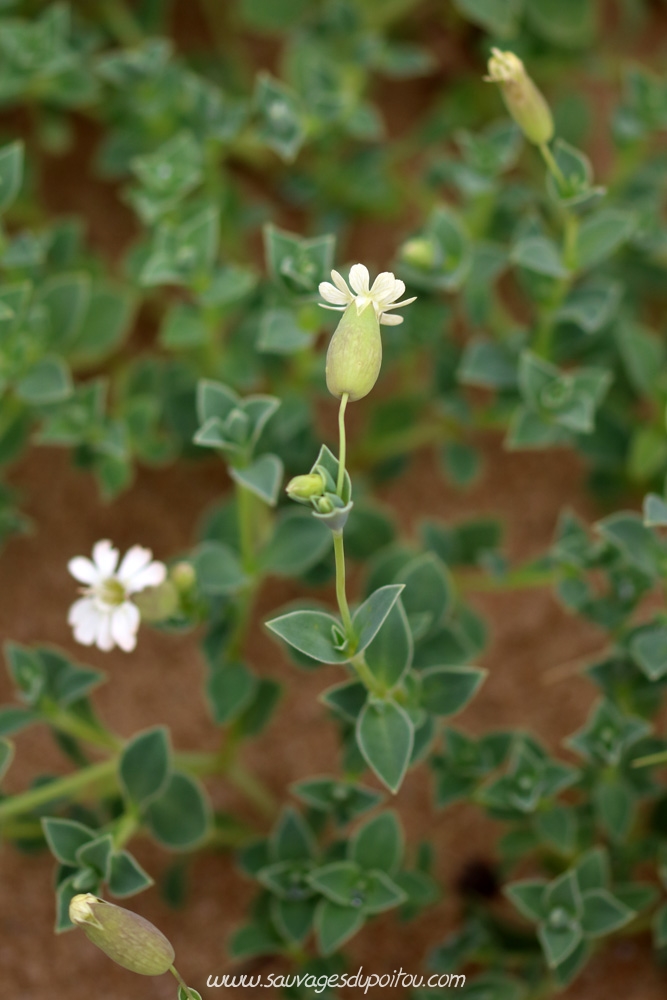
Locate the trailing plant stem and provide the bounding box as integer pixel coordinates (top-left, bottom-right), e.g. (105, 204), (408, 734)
(0, 757), (117, 825)
(169, 964), (197, 999)
(539, 141), (566, 189)
(333, 531), (354, 637)
(237, 482), (257, 575)
(337, 392), (349, 497)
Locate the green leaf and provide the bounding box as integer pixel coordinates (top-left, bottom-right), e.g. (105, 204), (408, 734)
(452, 0), (522, 35)
(594, 779), (634, 842)
(580, 889), (635, 938)
(108, 850), (154, 897)
(596, 512), (662, 578)
(349, 811), (403, 874)
(266, 608), (349, 664)
(361, 870), (407, 914)
(574, 847), (609, 893)
(308, 861), (363, 906)
(630, 625), (667, 681)
(538, 920), (583, 969)
(254, 71), (305, 162)
(319, 680), (367, 721)
(16, 357), (72, 405)
(643, 493), (667, 527)
(0, 141), (23, 212)
(178, 989), (203, 1000)
(229, 454), (284, 506)
(39, 272), (91, 347)
(525, 0), (596, 47)
(511, 236), (569, 279)
(420, 666), (486, 717)
(145, 772), (211, 849)
(261, 511), (332, 577)
(504, 880), (548, 922)
(352, 585), (405, 655)
(363, 599), (412, 690)
(0, 704), (38, 736)
(356, 697), (414, 793)
(159, 303), (207, 350)
(192, 541), (246, 595)
(315, 898), (364, 955)
(207, 661), (257, 725)
(558, 280), (621, 334)
(228, 922), (282, 959)
(271, 807), (315, 863)
(257, 308), (313, 354)
(653, 902), (667, 948)
(271, 896), (316, 944)
(396, 554), (452, 638)
(42, 817), (95, 865)
(0, 737), (13, 782)
(119, 726), (171, 807)
(575, 210), (635, 270)
(235, 677), (281, 737)
(76, 833), (114, 880)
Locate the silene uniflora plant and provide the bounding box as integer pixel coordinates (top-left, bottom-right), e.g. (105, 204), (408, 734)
(4, 2), (667, 999)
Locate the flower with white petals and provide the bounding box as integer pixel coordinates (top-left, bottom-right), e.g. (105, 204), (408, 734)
(68, 540), (166, 653)
(318, 263), (416, 326)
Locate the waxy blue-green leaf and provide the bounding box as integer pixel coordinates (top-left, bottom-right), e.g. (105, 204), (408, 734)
(192, 541), (247, 595)
(42, 817), (95, 866)
(356, 697), (414, 793)
(349, 811), (403, 874)
(16, 357), (72, 405)
(145, 772), (211, 849)
(119, 726), (171, 807)
(363, 598), (412, 690)
(207, 661), (257, 725)
(0, 737), (13, 782)
(0, 141), (23, 212)
(230, 454), (284, 506)
(315, 898), (364, 955)
(108, 850), (154, 897)
(420, 666), (486, 717)
(260, 511), (332, 577)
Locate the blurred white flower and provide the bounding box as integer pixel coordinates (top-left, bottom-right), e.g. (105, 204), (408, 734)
(67, 540), (166, 653)
(319, 263), (416, 326)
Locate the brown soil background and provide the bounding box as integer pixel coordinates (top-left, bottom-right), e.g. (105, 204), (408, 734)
(1, 2), (667, 998)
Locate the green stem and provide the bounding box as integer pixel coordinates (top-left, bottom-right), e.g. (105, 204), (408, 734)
(43, 703), (122, 752)
(236, 482), (257, 575)
(337, 392), (349, 497)
(0, 758), (117, 825)
(333, 531), (353, 638)
(539, 141), (566, 189)
(227, 760), (276, 817)
(97, 0), (143, 45)
(456, 565), (557, 593)
(169, 964), (197, 999)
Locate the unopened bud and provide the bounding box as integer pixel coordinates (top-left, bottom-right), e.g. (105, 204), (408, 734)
(485, 49), (553, 146)
(314, 496), (335, 514)
(285, 473), (326, 501)
(326, 301), (382, 402)
(401, 237), (438, 270)
(170, 561), (196, 593)
(69, 894), (175, 976)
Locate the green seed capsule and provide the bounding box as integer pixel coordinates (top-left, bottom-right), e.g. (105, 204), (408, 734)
(485, 49), (553, 146)
(326, 301), (382, 402)
(285, 473), (326, 500)
(69, 894), (175, 976)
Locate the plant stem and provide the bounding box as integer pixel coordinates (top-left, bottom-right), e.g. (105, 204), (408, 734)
(0, 758), (118, 825)
(337, 392), (349, 497)
(169, 964), (197, 999)
(456, 565), (557, 593)
(236, 482), (257, 575)
(333, 531), (354, 638)
(43, 703), (122, 752)
(539, 141), (566, 189)
(97, 0), (143, 45)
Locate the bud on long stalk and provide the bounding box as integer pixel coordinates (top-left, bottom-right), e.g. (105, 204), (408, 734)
(485, 48), (553, 146)
(326, 301), (382, 402)
(69, 894), (175, 976)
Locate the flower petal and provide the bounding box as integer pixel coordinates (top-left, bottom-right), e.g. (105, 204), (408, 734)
(370, 271), (400, 303)
(319, 281), (351, 306)
(95, 612), (114, 652)
(382, 296), (417, 310)
(125, 560), (167, 594)
(111, 602), (140, 652)
(330, 270), (351, 295)
(318, 303), (346, 312)
(380, 312), (404, 326)
(117, 545), (153, 585)
(68, 557), (100, 586)
(92, 540), (119, 578)
(348, 263), (370, 295)
(69, 598), (103, 646)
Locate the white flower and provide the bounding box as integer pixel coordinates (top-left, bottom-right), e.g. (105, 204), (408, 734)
(67, 540), (166, 653)
(318, 263), (416, 326)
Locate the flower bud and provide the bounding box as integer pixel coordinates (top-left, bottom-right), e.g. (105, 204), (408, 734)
(485, 49), (553, 146)
(285, 473), (326, 501)
(170, 561), (196, 593)
(133, 580), (179, 622)
(69, 894), (175, 976)
(326, 301), (382, 402)
(401, 237), (438, 270)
